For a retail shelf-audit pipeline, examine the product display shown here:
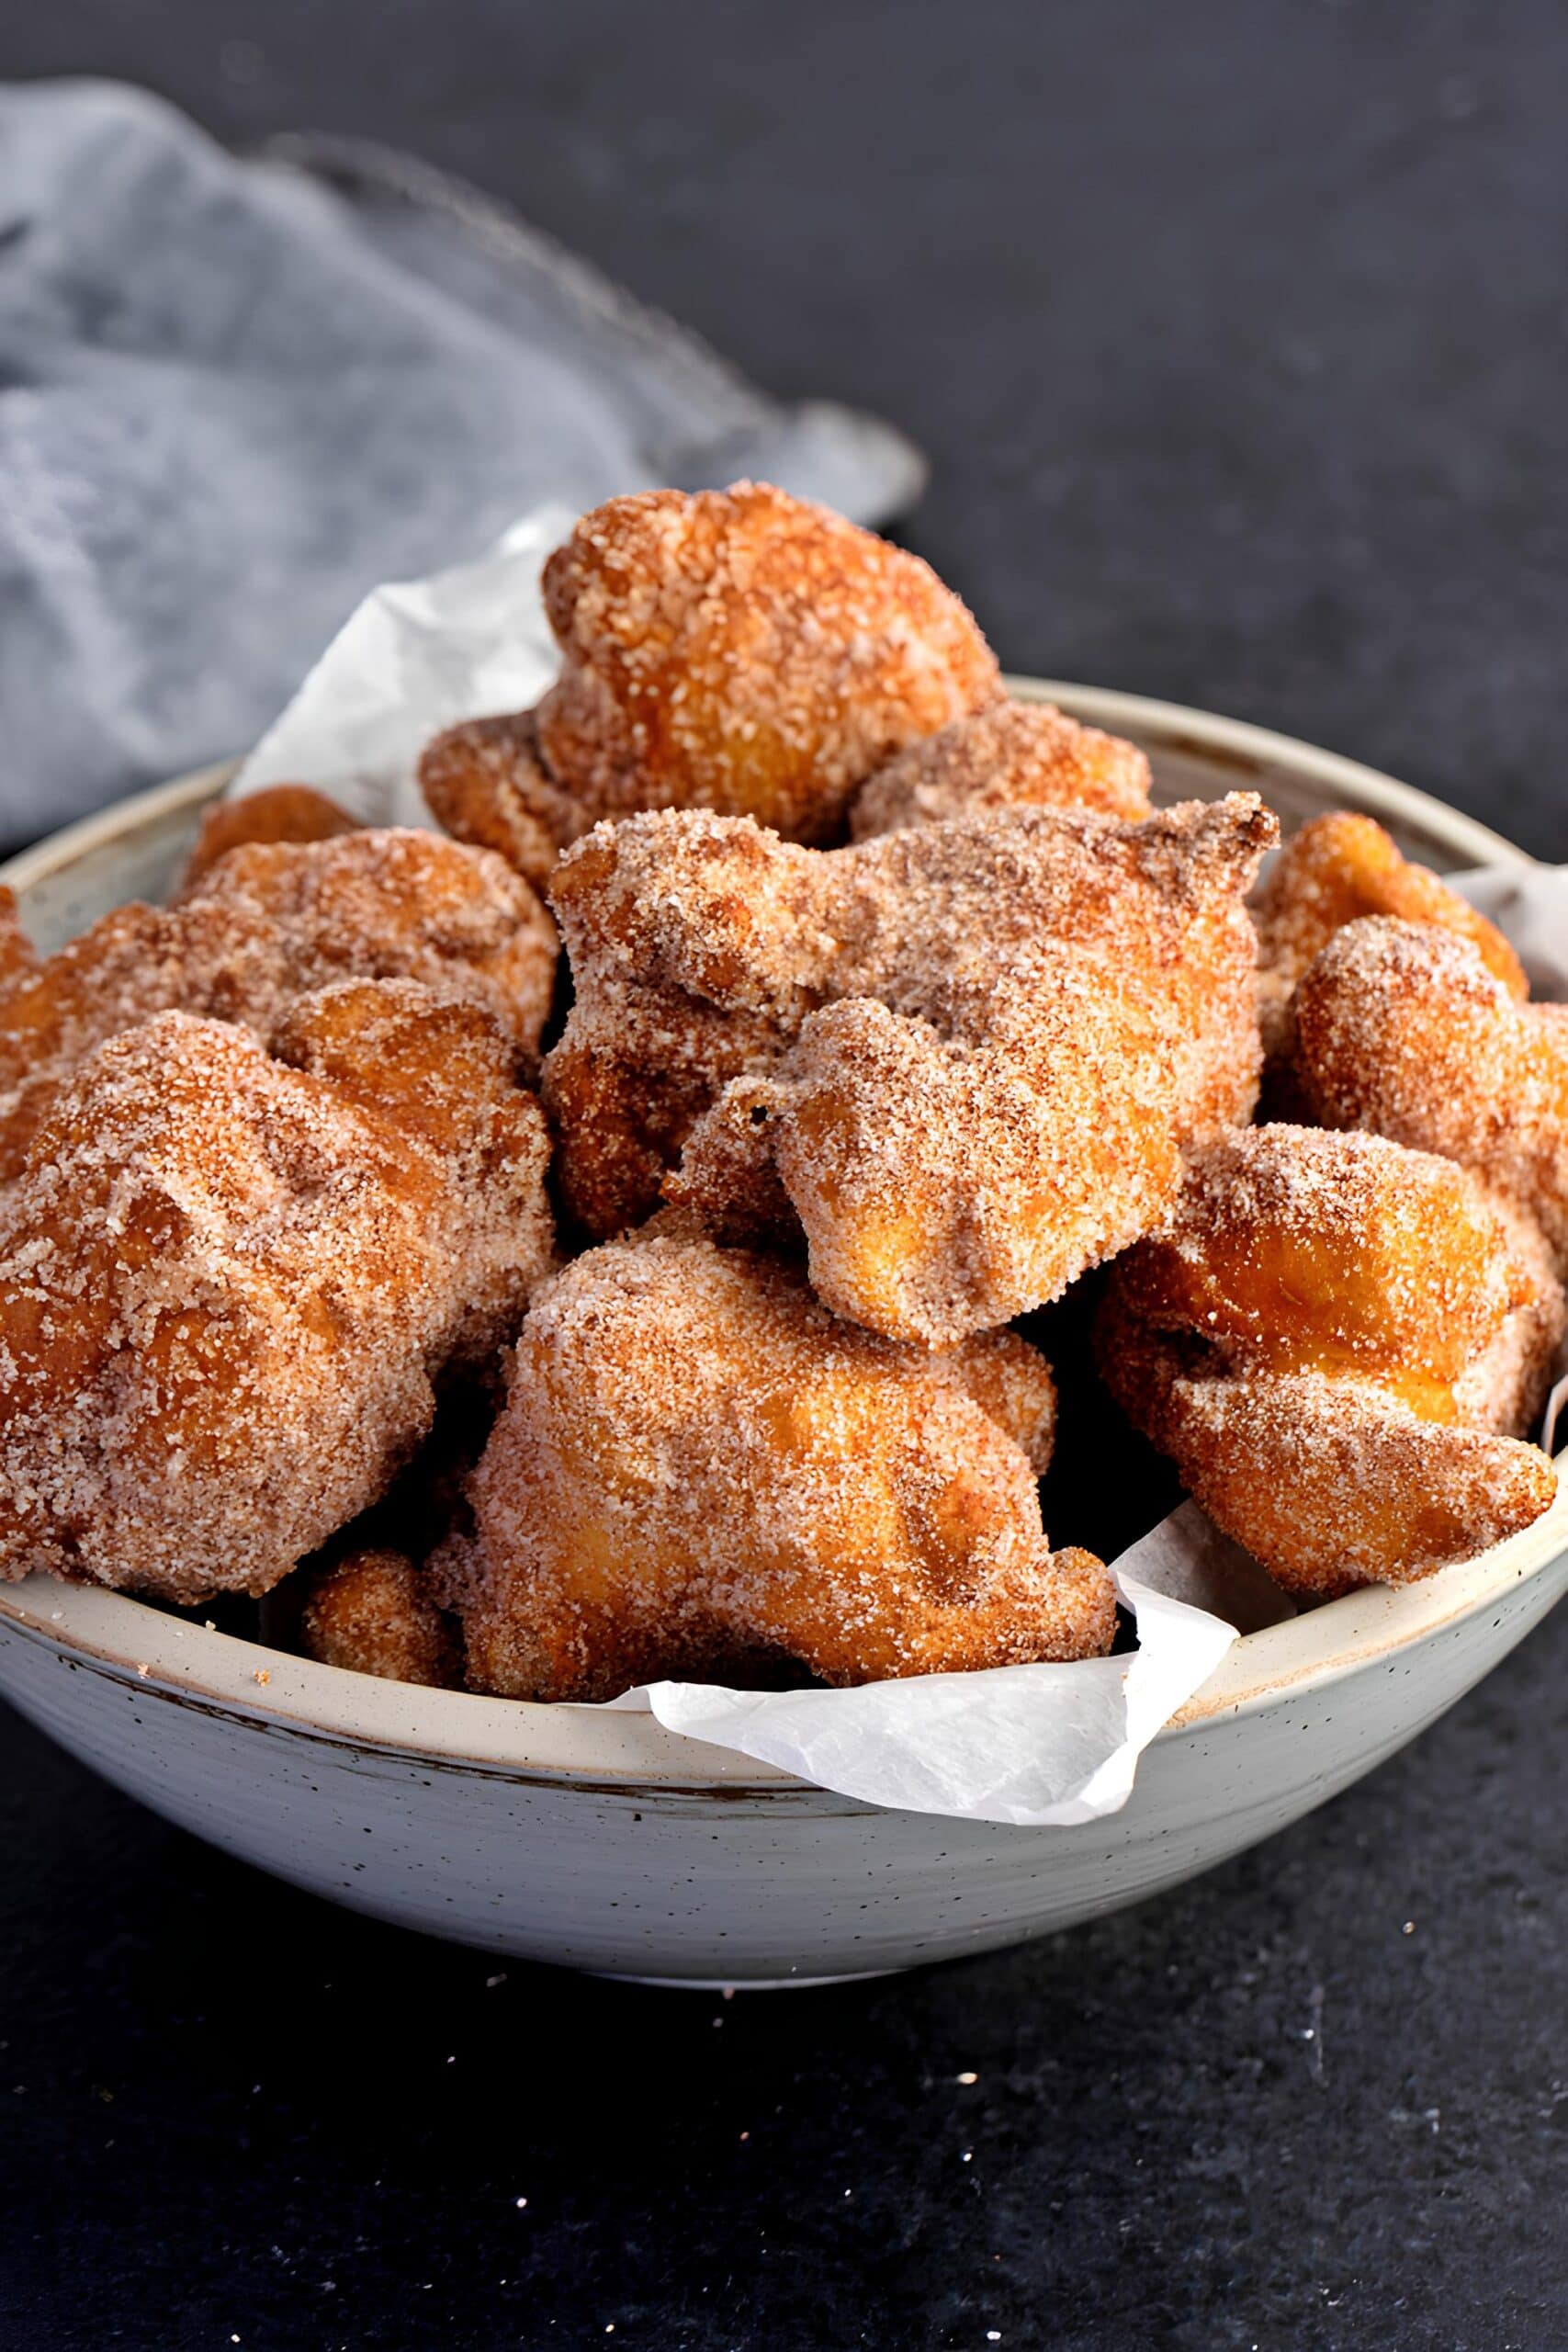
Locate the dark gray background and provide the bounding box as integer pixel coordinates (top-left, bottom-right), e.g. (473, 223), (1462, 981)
(3, 5), (1566, 2346)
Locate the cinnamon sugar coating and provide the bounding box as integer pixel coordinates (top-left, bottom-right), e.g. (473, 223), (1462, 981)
(0, 829), (558, 1181)
(420, 711), (576, 894)
(185, 829), (558, 1057)
(0, 983), (553, 1600)
(1251, 811), (1526, 1061)
(1098, 1125), (1561, 1597)
(420, 481), (1000, 885)
(546, 793), (1275, 1344)
(435, 1225), (1113, 1701)
(1292, 916), (1568, 1272)
(850, 699), (1152, 839)
(300, 1547), (463, 1688)
(0, 889), (35, 989)
(177, 785), (359, 894)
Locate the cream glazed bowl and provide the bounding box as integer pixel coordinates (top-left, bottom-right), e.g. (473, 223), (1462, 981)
(0, 682), (1562, 1988)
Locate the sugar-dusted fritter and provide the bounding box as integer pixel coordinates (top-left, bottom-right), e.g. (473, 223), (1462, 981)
(177, 784), (359, 894)
(434, 1224), (1113, 1701)
(1097, 1125), (1561, 1598)
(419, 712), (572, 894)
(184, 828), (558, 1057)
(299, 1547), (463, 1688)
(421, 481), (1001, 885)
(0, 981), (553, 1600)
(545, 793), (1275, 1345)
(1251, 811), (1526, 1059)
(1292, 915), (1568, 1270)
(850, 699), (1152, 839)
(0, 829), (558, 1181)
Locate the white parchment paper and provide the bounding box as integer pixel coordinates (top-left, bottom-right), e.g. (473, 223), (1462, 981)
(233, 509), (571, 820)
(229, 513), (1568, 1826)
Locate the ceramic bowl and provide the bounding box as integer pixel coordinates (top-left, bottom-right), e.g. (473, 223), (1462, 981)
(0, 683), (1562, 1987)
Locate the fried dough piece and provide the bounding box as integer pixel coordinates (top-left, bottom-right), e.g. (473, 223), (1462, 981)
(850, 699), (1152, 839)
(0, 982), (554, 1600)
(1292, 916), (1568, 1269)
(545, 794), (1276, 1344)
(186, 830), (558, 1056)
(178, 785), (358, 893)
(0, 829), (558, 1182)
(299, 1547), (463, 1688)
(421, 482), (1000, 885)
(1097, 1126), (1561, 1597)
(1251, 812), (1526, 1059)
(0, 889), (34, 989)
(435, 1226), (1113, 1700)
(420, 711), (574, 892)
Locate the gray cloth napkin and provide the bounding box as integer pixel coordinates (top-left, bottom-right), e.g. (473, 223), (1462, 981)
(0, 80), (923, 851)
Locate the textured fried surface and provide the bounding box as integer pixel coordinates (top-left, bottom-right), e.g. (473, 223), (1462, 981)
(0, 829), (558, 1180)
(0, 889), (34, 989)
(423, 482), (999, 883)
(1252, 812), (1526, 1059)
(178, 786), (359, 893)
(299, 1547), (463, 1688)
(186, 829), (558, 1057)
(420, 711), (579, 893)
(851, 699), (1152, 838)
(546, 793), (1275, 1343)
(1098, 1125), (1561, 1596)
(436, 1225), (1113, 1701)
(0, 983), (553, 1600)
(1292, 916), (1568, 1270)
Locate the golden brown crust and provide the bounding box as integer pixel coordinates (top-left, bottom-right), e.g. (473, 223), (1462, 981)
(419, 710), (581, 892)
(0, 898), (283, 1183)
(1097, 1125), (1561, 1596)
(0, 983), (554, 1601)
(177, 786), (359, 894)
(435, 1226), (1113, 1700)
(851, 700), (1152, 839)
(1251, 811), (1527, 1060)
(0, 830), (558, 1182)
(186, 830), (558, 1059)
(299, 1547), (463, 1687)
(422, 485), (1000, 883)
(536, 481), (1000, 840)
(270, 979), (559, 1369)
(941, 1329), (1059, 1476)
(546, 794), (1276, 1344)
(1292, 916), (1568, 1271)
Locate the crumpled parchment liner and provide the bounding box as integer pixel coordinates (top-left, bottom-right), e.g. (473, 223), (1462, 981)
(231, 515), (1568, 1826)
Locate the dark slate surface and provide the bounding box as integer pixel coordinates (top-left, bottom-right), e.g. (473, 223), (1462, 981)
(2, 5), (1566, 2346)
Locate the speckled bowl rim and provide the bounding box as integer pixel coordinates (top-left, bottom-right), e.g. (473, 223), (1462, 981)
(0, 682), (1560, 1795)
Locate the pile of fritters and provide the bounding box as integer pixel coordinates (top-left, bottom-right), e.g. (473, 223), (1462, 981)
(0, 482), (1560, 1705)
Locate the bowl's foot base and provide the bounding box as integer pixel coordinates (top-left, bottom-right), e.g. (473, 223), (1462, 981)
(591, 1967), (898, 1991)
